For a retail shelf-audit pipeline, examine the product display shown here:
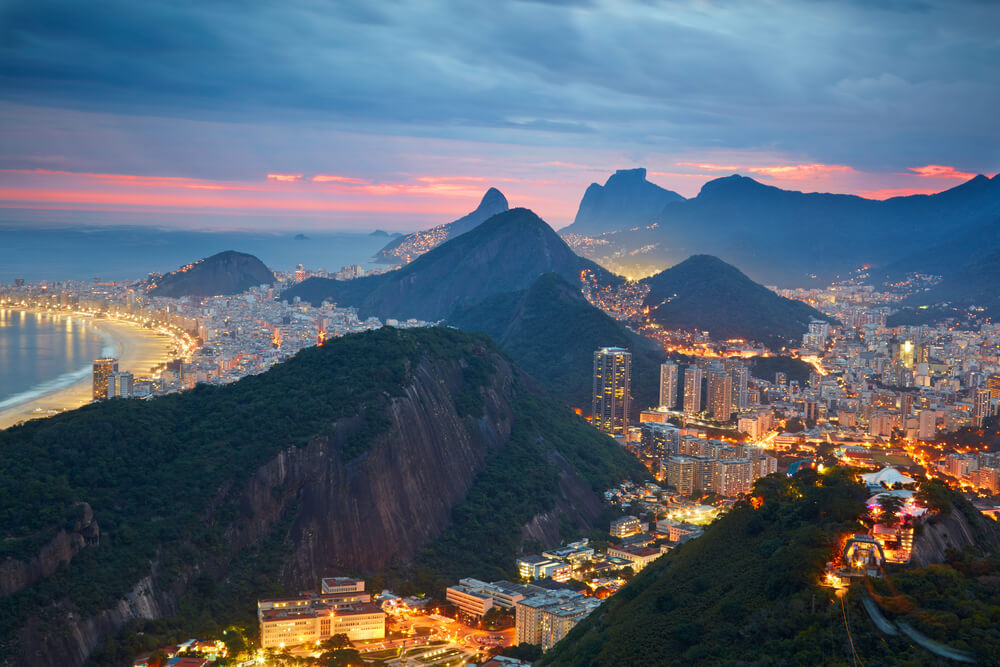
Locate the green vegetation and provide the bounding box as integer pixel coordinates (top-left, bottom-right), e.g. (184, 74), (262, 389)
(750, 355), (813, 386)
(449, 272), (668, 412)
(0, 327), (494, 660)
(542, 469), (868, 665)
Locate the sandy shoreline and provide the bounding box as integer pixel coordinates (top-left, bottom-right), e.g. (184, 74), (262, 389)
(0, 313), (179, 431)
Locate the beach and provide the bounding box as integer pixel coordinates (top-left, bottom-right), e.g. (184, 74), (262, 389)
(0, 314), (178, 430)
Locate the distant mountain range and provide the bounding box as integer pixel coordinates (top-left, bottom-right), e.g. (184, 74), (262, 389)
(375, 187), (509, 264)
(565, 171), (1000, 286)
(283, 208), (617, 321)
(148, 250), (274, 297)
(898, 248), (1000, 320)
(449, 273), (668, 413)
(640, 255), (829, 348)
(561, 168), (684, 237)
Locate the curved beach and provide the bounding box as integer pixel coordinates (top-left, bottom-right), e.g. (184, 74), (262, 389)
(0, 314), (178, 431)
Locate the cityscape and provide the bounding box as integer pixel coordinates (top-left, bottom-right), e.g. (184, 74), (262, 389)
(2, 1), (1000, 666)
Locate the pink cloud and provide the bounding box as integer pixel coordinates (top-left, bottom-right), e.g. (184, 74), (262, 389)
(676, 162), (855, 180)
(266, 173), (303, 182)
(908, 165), (977, 180)
(312, 174), (370, 184)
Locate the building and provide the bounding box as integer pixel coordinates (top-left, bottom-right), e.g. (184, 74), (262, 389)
(659, 361), (678, 409)
(729, 363), (749, 410)
(683, 366), (703, 415)
(665, 456), (696, 496)
(918, 409), (936, 440)
(92, 357), (118, 400)
(641, 422), (680, 458)
(515, 590), (600, 650)
(656, 519), (704, 543)
(516, 556), (572, 582)
(258, 588), (385, 649)
(973, 387), (993, 427)
(321, 577), (365, 594)
(593, 347), (632, 436)
(707, 367), (733, 422)
(107, 371), (134, 399)
(446, 583), (494, 617)
(606, 545), (663, 572)
(713, 458), (754, 497)
(988, 374), (1000, 400)
(610, 515), (642, 538)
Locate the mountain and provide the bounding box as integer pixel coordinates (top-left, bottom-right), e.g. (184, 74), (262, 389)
(0, 327), (645, 666)
(561, 168), (684, 236)
(147, 250), (274, 297)
(283, 208), (620, 321)
(899, 248), (1000, 320)
(568, 173), (1000, 286)
(449, 273), (669, 414)
(375, 187), (510, 264)
(542, 471), (1000, 666)
(640, 255), (829, 348)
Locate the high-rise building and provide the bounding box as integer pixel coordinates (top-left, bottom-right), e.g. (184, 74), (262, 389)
(988, 374), (1000, 400)
(918, 409), (936, 441)
(707, 367), (732, 422)
(592, 347), (631, 436)
(665, 456), (696, 496)
(713, 458), (754, 497)
(683, 366), (702, 415)
(92, 358), (118, 400)
(729, 363), (749, 410)
(659, 361), (678, 410)
(107, 371), (134, 399)
(973, 387), (993, 427)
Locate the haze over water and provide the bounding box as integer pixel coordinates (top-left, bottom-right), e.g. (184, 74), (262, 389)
(0, 309), (111, 411)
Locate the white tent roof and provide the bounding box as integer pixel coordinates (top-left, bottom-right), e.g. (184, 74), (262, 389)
(860, 467), (916, 487)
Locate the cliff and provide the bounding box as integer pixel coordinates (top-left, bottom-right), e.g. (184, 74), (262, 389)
(911, 504), (1000, 567)
(0, 327), (640, 665)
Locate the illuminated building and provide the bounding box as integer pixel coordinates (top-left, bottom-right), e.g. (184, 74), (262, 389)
(606, 545), (663, 572)
(321, 577), (364, 594)
(665, 456), (695, 495)
(609, 515), (642, 538)
(592, 347), (631, 435)
(973, 387), (993, 427)
(707, 366), (732, 422)
(712, 458), (754, 496)
(258, 586), (384, 648)
(659, 361), (678, 409)
(728, 362), (749, 410)
(918, 409), (936, 440)
(107, 371), (134, 399)
(92, 358), (118, 400)
(989, 374), (1000, 400)
(515, 590), (599, 650)
(683, 365), (702, 415)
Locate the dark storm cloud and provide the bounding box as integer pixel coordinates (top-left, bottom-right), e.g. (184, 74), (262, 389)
(1, 0), (998, 171)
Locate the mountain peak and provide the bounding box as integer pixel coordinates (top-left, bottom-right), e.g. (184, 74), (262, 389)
(476, 187), (509, 212)
(696, 174), (770, 199)
(150, 250), (274, 298)
(565, 167), (684, 235)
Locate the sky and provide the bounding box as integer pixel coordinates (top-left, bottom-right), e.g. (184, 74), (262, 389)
(1, 0), (998, 231)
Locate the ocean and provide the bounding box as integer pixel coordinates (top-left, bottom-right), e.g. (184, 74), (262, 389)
(0, 227), (394, 283)
(0, 310), (114, 411)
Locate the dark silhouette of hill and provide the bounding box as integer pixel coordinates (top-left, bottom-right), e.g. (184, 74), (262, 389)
(283, 208), (620, 321)
(449, 273), (668, 414)
(561, 168), (684, 236)
(147, 250), (274, 297)
(569, 173), (1000, 286)
(0, 327), (645, 665)
(542, 471), (1000, 665)
(640, 255), (829, 348)
(899, 248), (1000, 319)
(375, 187), (509, 264)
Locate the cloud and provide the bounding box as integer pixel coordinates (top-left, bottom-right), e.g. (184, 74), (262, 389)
(676, 162), (856, 181)
(908, 165), (977, 180)
(266, 173), (303, 182)
(856, 187), (942, 200)
(312, 174), (370, 184)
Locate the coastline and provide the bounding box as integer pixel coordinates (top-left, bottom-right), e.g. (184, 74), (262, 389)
(0, 313), (179, 431)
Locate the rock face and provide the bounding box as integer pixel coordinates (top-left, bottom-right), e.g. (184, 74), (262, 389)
(375, 187), (510, 264)
(911, 506), (1000, 567)
(4, 328), (630, 666)
(562, 168), (684, 236)
(284, 208), (619, 320)
(148, 250), (275, 297)
(0, 503), (99, 598)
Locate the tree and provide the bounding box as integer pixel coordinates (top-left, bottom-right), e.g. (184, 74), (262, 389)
(148, 650), (169, 667)
(876, 494), (905, 527)
(916, 480), (954, 515)
(321, 634), (352, 651)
